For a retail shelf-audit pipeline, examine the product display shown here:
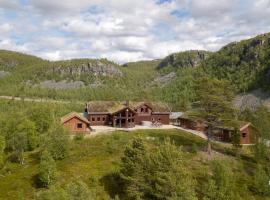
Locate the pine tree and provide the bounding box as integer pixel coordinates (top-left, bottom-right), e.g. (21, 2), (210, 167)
(196, 77), (235, 155)
(120, 138), (198, 200)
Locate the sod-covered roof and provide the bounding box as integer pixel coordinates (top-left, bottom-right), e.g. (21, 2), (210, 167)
(61, 112), (90, 124)
(216, 121), (251, 131)
(86, 101), (171, 114)
(179, 111), (251, 131)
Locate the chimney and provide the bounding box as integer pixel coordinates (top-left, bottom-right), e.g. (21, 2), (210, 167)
(126, 100), (129, 107)
(84, 103), (88, 118)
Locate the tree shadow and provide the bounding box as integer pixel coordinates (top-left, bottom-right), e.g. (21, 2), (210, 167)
(100, 172), (124, 199)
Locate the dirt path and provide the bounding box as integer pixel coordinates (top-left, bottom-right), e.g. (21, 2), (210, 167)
(0, 95), (84, 104)
(87, 125), (208, 140)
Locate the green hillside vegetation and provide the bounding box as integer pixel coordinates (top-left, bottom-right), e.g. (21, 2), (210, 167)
(203, 33), (270, 92)
(0, 100), (270, 199)
(0, 32), (270, 111)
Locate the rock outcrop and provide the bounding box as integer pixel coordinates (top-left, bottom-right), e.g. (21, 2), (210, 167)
(157, 50), (212, 69)
(52, 60), (123, 77)
(151, 72), (176, 86)
(39, 80), (85, 89)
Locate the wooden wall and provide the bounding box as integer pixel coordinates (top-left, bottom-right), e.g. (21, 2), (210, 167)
(63, 117), (90, 133)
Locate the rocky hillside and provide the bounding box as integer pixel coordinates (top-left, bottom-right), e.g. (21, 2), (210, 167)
(157, 50), (212, 69)
(203, 33), (270, 91)
(51, 59), (123, 77)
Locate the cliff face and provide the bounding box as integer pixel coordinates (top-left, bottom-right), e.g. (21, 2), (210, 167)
(52, 60), (123, 77)
(157, 50), (212, 69)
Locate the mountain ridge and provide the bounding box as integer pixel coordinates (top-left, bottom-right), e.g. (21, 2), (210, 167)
(1, 32), (270, 110)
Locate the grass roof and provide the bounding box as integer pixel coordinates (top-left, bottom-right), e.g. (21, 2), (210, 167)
(86, 101), (171, 113)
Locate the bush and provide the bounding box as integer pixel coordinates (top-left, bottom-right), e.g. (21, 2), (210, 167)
(190, 143), (199, 154)
(38, 150), (57, 187)
(44, 124), (70, 160)
(74, 133), (85, 141)
(252, 164), (270, 196)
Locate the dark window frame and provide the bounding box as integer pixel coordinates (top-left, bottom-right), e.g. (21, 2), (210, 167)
(77, 123), (83, 128)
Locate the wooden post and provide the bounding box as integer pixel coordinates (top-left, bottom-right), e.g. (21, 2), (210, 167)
(113, 115), (116, 127)
(125, 109), (128, 128)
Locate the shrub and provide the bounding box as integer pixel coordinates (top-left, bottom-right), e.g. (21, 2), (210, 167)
(74, 133), (85, 141)
(38, 150), (57, 187)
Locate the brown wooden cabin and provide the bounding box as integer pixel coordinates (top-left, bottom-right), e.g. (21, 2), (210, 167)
(86, 101), (170, 128)
(178, 113), (252, 144)
(178, 113), (207, 131)
(212, 122), (252, 144)
(61, 112), (90, 133)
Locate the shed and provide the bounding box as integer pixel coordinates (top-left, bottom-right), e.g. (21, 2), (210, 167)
(61, 112), (90, 133)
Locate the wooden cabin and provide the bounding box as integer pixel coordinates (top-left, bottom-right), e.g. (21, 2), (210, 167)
(178, 112), (253, 144)
(178, 113), (207, 131)
(61, 112), (91, 133)
(86, 101), (170, 128)
(212, 122), (252, 144)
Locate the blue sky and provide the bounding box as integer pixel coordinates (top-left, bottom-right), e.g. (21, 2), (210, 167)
(0, 0), (270, 63)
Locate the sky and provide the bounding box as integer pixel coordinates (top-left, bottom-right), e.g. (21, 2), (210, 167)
(0, 0), (270, 63)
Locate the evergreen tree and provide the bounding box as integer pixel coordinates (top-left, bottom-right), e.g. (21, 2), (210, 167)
(38, 150), (57, 187)
(120, 138), (198, 200)
(196, 77), (235, 155)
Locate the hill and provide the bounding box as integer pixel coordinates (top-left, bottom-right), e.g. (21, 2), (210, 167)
(203, 33), (270, 92)
(1, 32), (270, 110)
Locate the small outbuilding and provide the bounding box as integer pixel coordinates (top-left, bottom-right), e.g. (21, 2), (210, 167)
(178, 113), (207, 131)
(212, 121), (252, 144)
(61, 112), (91, 133)
(178, 112), (253, 144)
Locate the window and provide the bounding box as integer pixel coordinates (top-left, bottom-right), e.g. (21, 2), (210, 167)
(152, 118), (154, 121)
(92, 117), (95, 121)
(145, 108), (148, 112)
(141, 107), (144, 112)
(77, 123), (83, 128)
(158, 118), (161, 121)
(242, 133), (247, 138)
(97, 117), (100, 121)
(103, 117), (106, 121)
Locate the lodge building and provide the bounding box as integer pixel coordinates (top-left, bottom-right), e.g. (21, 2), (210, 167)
(61, 101), (170, 132)
(86, 101), (170, 128)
